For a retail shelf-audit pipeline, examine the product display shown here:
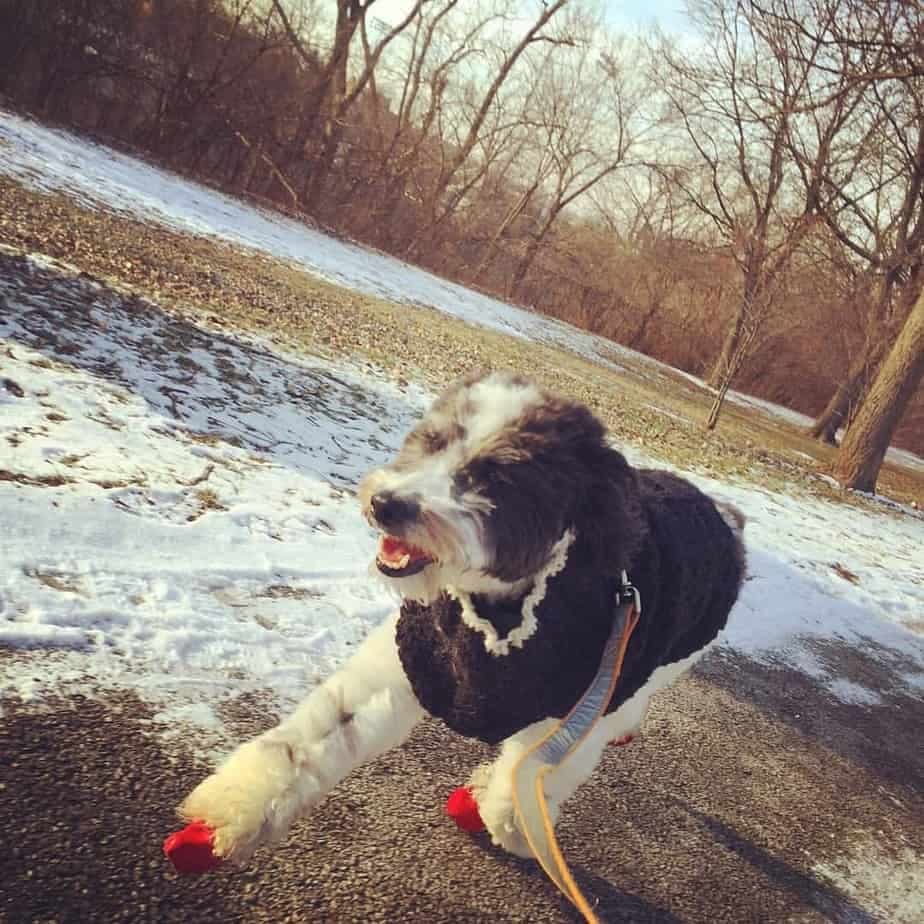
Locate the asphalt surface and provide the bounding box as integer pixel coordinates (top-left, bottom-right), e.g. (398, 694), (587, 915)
(1, 637), (922, 924)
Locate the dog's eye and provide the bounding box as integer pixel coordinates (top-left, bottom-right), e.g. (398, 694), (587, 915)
(460, 458), (502, 487)
(454, 469), (476, 493)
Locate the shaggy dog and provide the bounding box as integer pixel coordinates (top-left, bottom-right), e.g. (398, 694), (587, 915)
(179, 371), (746, 862)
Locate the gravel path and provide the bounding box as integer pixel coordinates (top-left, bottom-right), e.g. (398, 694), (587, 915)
(1, 641), (921, 924)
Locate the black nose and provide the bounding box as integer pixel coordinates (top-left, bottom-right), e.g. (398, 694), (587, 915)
(370, 491), (420, 529)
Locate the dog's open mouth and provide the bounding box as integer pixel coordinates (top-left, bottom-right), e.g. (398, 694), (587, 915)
(376, 535), (434, 577)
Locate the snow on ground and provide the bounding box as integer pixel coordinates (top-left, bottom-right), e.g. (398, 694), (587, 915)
(814, 842), (924, 924)
(1, 252), (922, 735)
(0, 110), (636, 378)
(0, 113), (922, 729)
(6, 109), (920, 476)
(724, 390), (816, 430)
(620, 444), (924, 703)
(0, 253), (426, 727)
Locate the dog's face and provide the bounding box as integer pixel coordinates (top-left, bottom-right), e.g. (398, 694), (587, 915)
(359, 371), (617, 603)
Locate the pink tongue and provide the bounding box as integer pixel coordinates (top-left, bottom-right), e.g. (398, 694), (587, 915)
(379, 535), (419, 566)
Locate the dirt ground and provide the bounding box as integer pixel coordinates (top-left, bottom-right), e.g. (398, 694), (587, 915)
(1, 177), (921, 508)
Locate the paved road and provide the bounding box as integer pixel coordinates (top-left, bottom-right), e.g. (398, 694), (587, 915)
(1, 638), (921, 924)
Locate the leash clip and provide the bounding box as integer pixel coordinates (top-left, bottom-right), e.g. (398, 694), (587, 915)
(618, 569), (641, 615)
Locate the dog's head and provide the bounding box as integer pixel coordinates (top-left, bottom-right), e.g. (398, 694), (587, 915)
(359, 371), (640, 603)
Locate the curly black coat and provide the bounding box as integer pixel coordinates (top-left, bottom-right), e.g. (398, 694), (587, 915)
(395, 406), (745, 745)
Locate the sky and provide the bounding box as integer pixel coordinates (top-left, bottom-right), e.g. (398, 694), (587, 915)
(603, 0), (691, 33)
(370, 0), (693, 36)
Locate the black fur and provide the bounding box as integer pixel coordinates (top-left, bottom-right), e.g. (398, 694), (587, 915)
(395, 444), (745, 745)
(459, 395), (644, 582)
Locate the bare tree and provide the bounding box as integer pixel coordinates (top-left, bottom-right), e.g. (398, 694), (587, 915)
(270, 0), (433, 209)
(403, 0), (572, 256)
(742, 0), (924, 480)
(4, 0), (921, 464)
(767, 0), (924, 445)
(467, 125), (557, 284)
(656, 0), (841, 427)
(351, 0), (509, 247)
(834, 289), (924, 491)
(504, 32), (645, 298)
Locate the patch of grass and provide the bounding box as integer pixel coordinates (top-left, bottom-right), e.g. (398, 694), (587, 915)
(91, 476), (145, 489)
(1, 175), (920, 509)
(84, 413), (123, 431)
(0, 468), (72, 487)
(24, 567), (84, 595)
(58, 453), (90, 466)
(255, 584), (324, 600)
(195, 487), (224, 511)
(183, 431), (223, 446)
(831, 562), (861, 584)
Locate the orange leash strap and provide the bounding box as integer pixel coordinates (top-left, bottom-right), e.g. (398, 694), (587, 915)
(511, 579), (640, 923)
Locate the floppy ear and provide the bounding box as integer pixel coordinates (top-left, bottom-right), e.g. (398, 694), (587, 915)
(518, 397), (607, 449)
(515, 395), (644, 573)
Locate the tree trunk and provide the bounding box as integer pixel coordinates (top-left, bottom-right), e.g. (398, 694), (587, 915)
(626, 301), (662, 351)
(471, 178), (542, 285)
(508, 217), (554, 300)
(706, 368), (736, 430)
(303, 118), (344, 212)
(810, 329), (896, 443)
(809, 361), (866, 444)
(416, 0), (567, 242)
(706, 331), (755, 430)
(834, 293), (924, 492)
(706, 308), (746, 388)
(301, 2), (362, 210)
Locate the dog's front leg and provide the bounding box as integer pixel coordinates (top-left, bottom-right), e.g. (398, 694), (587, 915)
(179, 612), (423, 863)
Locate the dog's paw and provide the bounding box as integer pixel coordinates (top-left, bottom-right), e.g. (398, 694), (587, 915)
(466, 761), (493, 800)
(476, 787), (537, 860)
(469, 757), (551, 859)
(178, 738), (307, 863)
(178, 777), (265, 862)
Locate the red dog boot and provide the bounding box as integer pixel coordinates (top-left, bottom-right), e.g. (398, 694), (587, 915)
(445, 786), (485, 833)
(163, 822), (224, 874)
(610, 733), (635, 747)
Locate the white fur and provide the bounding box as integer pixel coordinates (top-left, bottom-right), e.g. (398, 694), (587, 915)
(370, 551), (530, 608)
(365, 449), (464, 517)
(470, 642), (715, 857)
(716, 501), (746, 537)
(450, 529), (576, 656)
(179, 608), (711, 865)
(179, 613), (423, 861)
(465, 376), (543, 449)
(357, 374), (546, 608)
(361, 450), (499, 606)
